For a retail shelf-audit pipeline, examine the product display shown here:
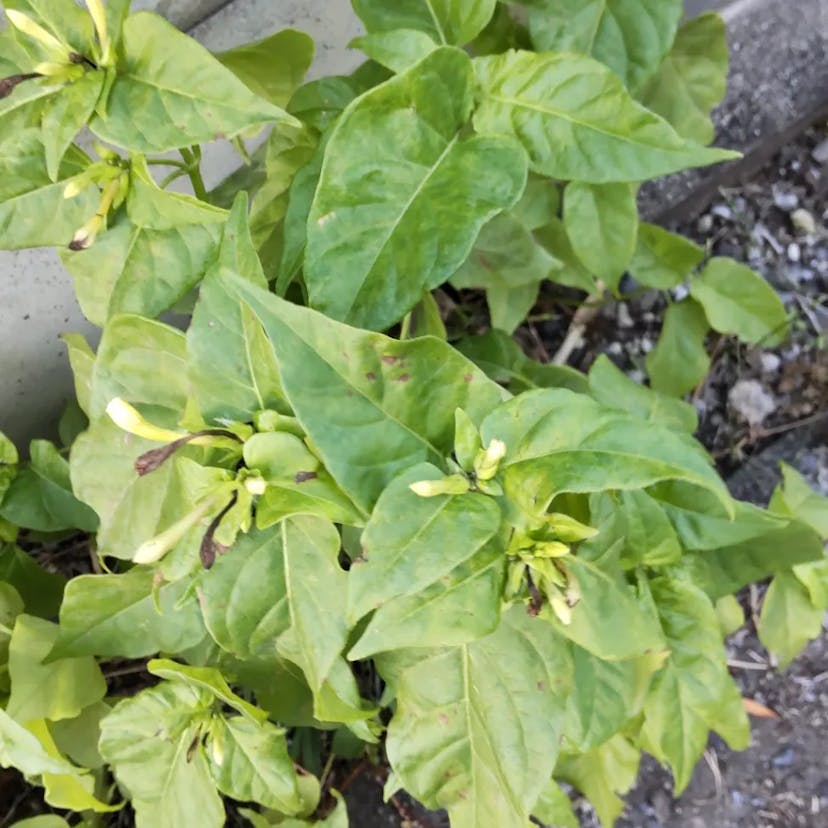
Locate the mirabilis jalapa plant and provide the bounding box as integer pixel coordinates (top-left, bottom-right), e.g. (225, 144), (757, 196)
(0, 0), (824, 826)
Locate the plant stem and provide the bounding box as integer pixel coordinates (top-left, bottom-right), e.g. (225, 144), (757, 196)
(179, 146), (208, 201)
(146, 158), (188, 169)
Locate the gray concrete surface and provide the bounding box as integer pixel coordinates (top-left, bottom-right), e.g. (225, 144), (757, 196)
(1, 0), (826, 445)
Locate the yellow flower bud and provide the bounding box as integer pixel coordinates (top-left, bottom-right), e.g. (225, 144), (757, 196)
(106, 398), (185, 443)
(84, 0), (110, 63)
(409, 474), (471, 498)
(534, 540), (571, 559)
(474, 438), (506, 481)
(244, 476), (267, 496)
(6, 10), (69, 58)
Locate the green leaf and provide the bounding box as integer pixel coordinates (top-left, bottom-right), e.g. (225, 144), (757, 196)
(532, 780), (577, 827)
(52, 568), (205, 659)
(218, 29), (315, 107)
(646, 298), (710, 397)
(42, 71), (104, 181)
(61, 333), (95, 418)
(629, 222), (704, 290)
(90, 12), (296, 153)
(0, 582), (23, 694)
(0, 440), (98, 533)
(770, 462), (828, 538)
(208, 716), (310, 813)
(287, 77), (358, 132)
(0, 134), (97, 250)
(452, 212), (560, 333)
(534, 218), (599, 293)
(556, 734), (639, 828)
(588, 354), (697, 432)
(758, 571), (824, 668)
(0, 545), (65, 618)
(563, 646), (647, 752)
(352, 0), (497, 46)
(88, 314), (189, 419)
(221, 274), (505, 512)
(550, 556), (665, 660)
(473, 50), (737, 183)
(100, 681), (224, 828)
(7, 615), (106, 723)
(9, 817), (70, 828)
(563, 181), (637, 291)
(528, 0), (683, 92)
(0, 431), (18, 504)
(456, 329), (589, 394)
(49, 700), (109, 769)
(348, 463), (501, 620)
(385, 607), (573, 827)
(640, 575), (749, 792)
(640, 13), (729, 145)
(306, 47), (526, 330)
(0, 707), (75, 776)
(480, 388), (731, 518)
(188, 201), (288, 425)
(200, 518), (350, 693)
(148, 659), (267, 725)
(350, 29), (438, 74)
(690, 257), (789, 346)
(616, 490), (682, 568)
(510, 175), (560, 231)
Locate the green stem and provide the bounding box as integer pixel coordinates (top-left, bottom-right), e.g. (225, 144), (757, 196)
(399, 312), (413, 340)
(146, 158), (188, 169)
(179, 146), (208, 201)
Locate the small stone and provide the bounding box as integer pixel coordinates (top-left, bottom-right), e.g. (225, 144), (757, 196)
(773, 186), (799, 211)
(728, 380), (776, 427)
(606, 342), (623, 356)
(672, 284), (690, 302)
(771, 746), (796, 768)
(760, 352), (782, 373)
(711, 204), (732, 220)
(629, 369), (646, 384)
(791, 208), (817, 234)
(697, 214), (714, 233)
(639, 338), (653, 354)
(617, 303), (634, 328)
(812, 137), (828, 165)
(787, 242), (801, 262)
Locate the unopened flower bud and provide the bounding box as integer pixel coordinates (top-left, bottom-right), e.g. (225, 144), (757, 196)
(106, 398), (185, 443)
(6, 10), (69, 58)
(549, 592), (572, 626)
(474, 438), (506, 481)
(409, 474), (471, 498)
(534, 540), (571, 559)
(545, 513), (599, 543)
(244, 476), (267, 496)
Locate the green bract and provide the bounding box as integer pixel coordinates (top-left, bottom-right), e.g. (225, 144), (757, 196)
(0, 2), (819, 826)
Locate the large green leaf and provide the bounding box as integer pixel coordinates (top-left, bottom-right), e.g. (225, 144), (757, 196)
(90, 12), (296, 152)
(479, 388), (730, 517)
(0, 134), (97, 249)
(306, 47), (527, 330)
(563, 181), (637, 290)
(61, 160), (226, 325)
(528, 0), (684, 92)
(187, 197), (288, 424)
(352, 0), (497, 46)
(208, 716), (310, 813)
(52, 568), (205, 659)
(100, 681), (224, 828)
(385, 607), (573, 827)
(646, 298), (710, 397)
(349, 463), (502, 621)
(690, 257), (789, 346)
(0, 440), (98, 533)
(200, 518), (349, 692)
(456, 329), (589, 394)
(629, 222), (704, 290)
(473, 50), (737, 183)
(758, 571), (824, 669)
(640, 13), (729, 145)
(7, 615), (106, 724)
(640, 575), (749, 792)
(588, 355), (697, 433)
(770, 462), (828, 539)
(534, 217), (598, 293)
(222, 274), (505, 512)
(218, 29), (314, 107)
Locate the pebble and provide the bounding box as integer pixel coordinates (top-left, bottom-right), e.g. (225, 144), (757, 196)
(672, 284), (690, 302)
(773, 187), (799, 211)
(812, 138), (828, 165)
(639, 338), (653, 354)
(697, 214), (714, 233)
(772, 746), (796, 768)
(728, 380), (777, 426)
(606, 341), (623, 356)
(791, 208), (817, 234)
(788, 242), (802, 262)
(711, 204), (733, 220)
(617, 303), (634, 328)
(760, 352), (782, 373)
